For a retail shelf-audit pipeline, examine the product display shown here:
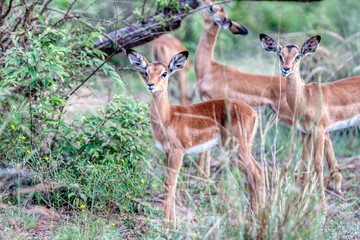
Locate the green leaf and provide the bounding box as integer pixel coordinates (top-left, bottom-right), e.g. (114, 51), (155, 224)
(48, 64), (64, 71)
(28, 66), (35, 77)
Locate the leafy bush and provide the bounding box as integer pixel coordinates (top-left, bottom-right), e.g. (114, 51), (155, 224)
(0, 1), (151, 214)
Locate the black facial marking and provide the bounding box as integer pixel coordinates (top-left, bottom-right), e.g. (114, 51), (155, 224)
(285, 45), (297, 50)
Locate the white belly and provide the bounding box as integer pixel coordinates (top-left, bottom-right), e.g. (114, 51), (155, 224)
(155, 141), (166, 152)
(155, 138), (219, 154)
(326, 114), (360, 132)
(185, 138), (219, 154)
(295, 123), (306, 133)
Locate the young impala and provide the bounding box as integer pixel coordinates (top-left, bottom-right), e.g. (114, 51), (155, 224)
(260, 33), (360, 206)
(194, 0), (343, 194)
(152, 35), (213, 178)
(152, 34), (191, 105)
(126, 49), (265, 232)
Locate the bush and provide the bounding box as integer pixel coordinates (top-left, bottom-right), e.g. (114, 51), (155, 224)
(0, 1), (151, 214)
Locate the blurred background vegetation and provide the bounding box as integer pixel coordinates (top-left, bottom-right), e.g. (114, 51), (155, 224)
(0, 0), (359, 239)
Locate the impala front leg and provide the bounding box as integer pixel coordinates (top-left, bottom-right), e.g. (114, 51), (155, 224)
(314, 128), (326, 208)
(324, 132), (342, 195)
(299, 132), (313, 190)
(164, 149), (184, 233)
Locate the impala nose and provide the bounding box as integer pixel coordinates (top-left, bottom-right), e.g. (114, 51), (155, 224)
(281, 66), (291, 76)
(283, 67), (290, 71)
(147, 83), (155, 91)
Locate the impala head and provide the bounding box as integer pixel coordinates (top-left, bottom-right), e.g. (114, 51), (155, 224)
(201, 0), (248, 35)
(126, 49), (189, 94)
(259, 33), (321, 77)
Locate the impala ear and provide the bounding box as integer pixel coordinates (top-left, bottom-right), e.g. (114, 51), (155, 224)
(259, 33), (281, 53)
(168, 51), (189, 74)
(229, 20), (248, 35)
(126, 49), (149, 72)
(301, 35), (321, 56)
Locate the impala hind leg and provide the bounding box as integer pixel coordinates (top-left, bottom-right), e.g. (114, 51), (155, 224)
(164, 150), (184, 233)
(204, 150), (211, 179)
(237, 146), (264, 214)
(324, 132), (343, 195)
(232, 114), (264, 214)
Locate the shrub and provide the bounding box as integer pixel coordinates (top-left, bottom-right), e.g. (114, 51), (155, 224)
(0, 2), (151, 214)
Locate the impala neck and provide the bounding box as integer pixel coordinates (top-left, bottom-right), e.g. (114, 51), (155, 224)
(285, 67), (306, 117)
(150, 90), (171, 125)
(195, 19), (219, 79)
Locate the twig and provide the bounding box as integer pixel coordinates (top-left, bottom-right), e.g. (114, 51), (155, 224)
(54, 0), (77, 26)
(104, 196), (130, 213)
(0, 0), (13, 26)
(325, 188), (358, 202)
(46, 7), (115, 45)
(39, 0), (53, 15)
(66, 50), (117, 99)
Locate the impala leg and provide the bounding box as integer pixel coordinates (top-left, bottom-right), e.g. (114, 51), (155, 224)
(314, 128), (327, 208)
(204, 150), (211, 179)
(178, 71), (191, 105)
(164, 150), (184, 233)
(196, 153), (205, 176)
(233, 116), (264, 214)
(237, 147), (264, 214)
(197, 150), (211, 179)
(324, 132), (342, 194)
(299, 133), (313, 190)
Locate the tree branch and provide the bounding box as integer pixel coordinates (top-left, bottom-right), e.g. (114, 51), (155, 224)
(92, 0), (321, 55)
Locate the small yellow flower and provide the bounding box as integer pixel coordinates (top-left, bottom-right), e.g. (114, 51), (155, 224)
(181, 188), (183, 192)
(181, 167), (184, 171)
(80, 205), (85, 209)
(27, 150), (31, 154)
(22, 136), (25, 140)
(11, 125), (15, 129)
(121, 159), (125, 163)
(8, 201), (11, 205)
(112, 223), (115, 227)
(141, 179), (144, 184)
(82, 210), (85, 213)
(127, 196), (131, 199)
(45, 157), (49, 161)
(193, 233), (198, 238)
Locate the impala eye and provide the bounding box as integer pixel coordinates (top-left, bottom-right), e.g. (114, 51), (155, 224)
(144, 72), (148, 77)
(279, 54), (284, 61)
(161, 72), (167, 78)
(295, 55), (301, 62)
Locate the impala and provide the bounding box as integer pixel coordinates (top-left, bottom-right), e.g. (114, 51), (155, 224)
(126, 49), (265, 232)
(153, 34), (214, 178)
(152, 34), (191, 105)
(260, 33), (360, 206)
(194, 0), (342, 193)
